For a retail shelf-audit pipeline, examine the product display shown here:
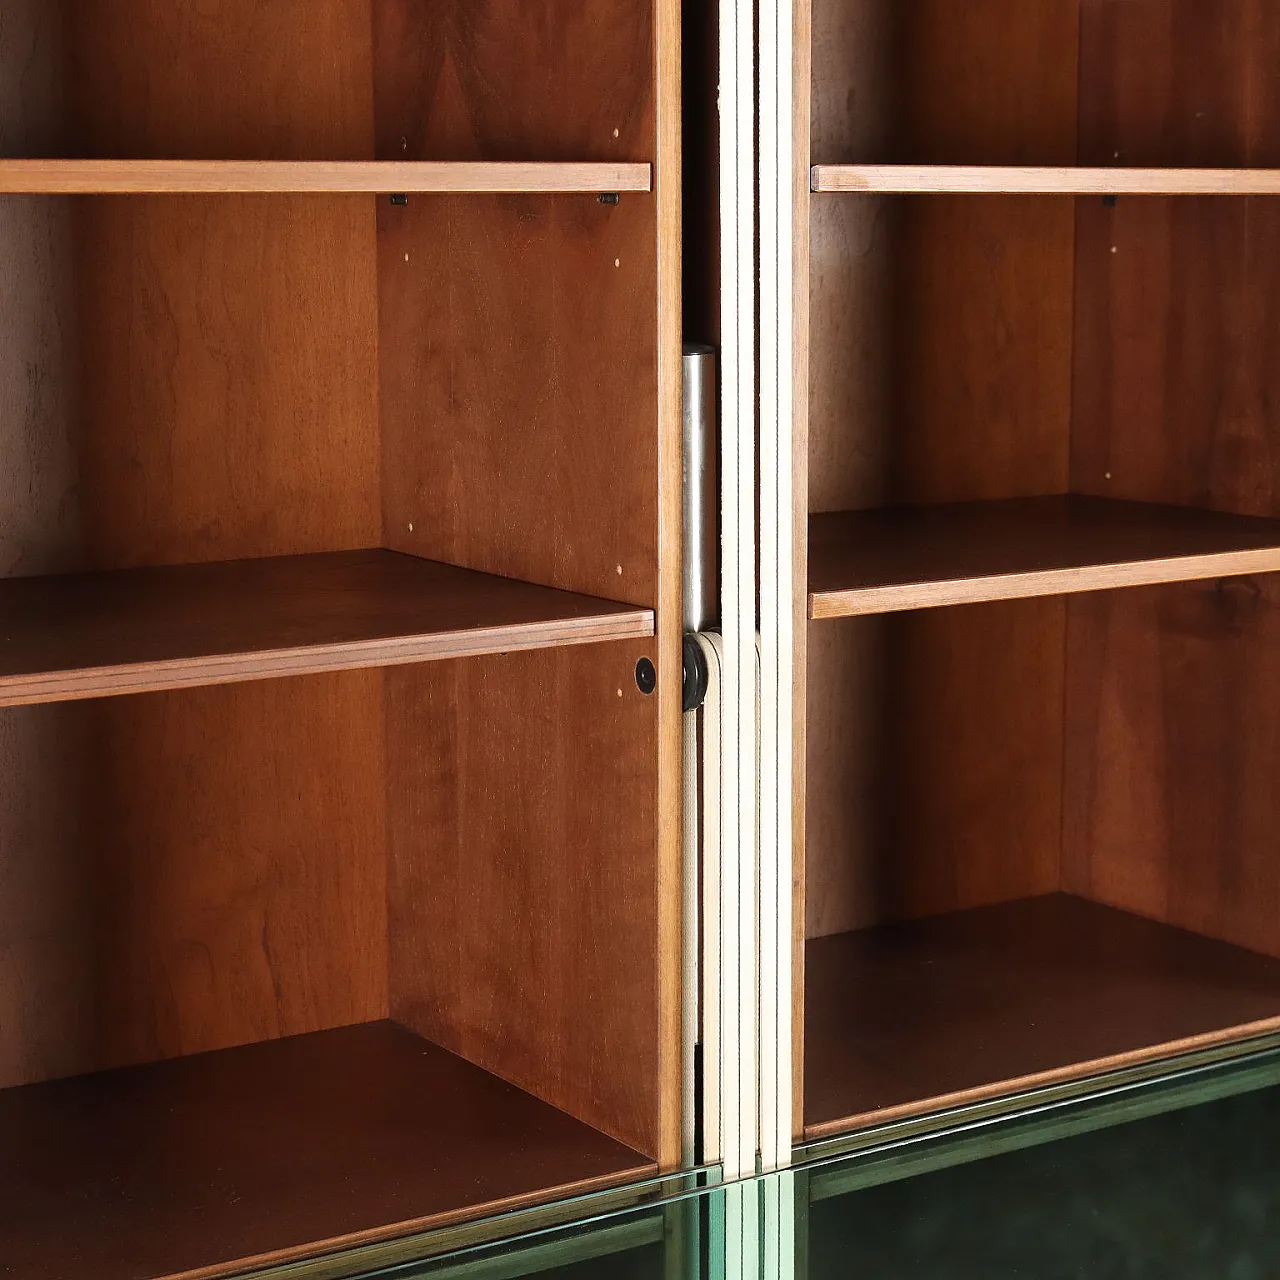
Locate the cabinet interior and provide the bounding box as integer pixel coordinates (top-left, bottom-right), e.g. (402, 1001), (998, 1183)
(801, 0), (1280, 1139)
(0, 2), (678, 1278)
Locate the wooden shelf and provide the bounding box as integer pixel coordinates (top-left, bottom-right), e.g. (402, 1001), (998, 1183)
(805, 895), (1280, 1140)
(812, 165), (1280, 195)
(0, 549), (653, 706)
(808, 495), (1280, 619)
(0, 160), (652, 194)
(0, 1022), (654, 1280)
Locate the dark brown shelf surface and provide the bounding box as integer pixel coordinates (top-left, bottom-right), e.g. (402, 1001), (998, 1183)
(809, 495), (1280, 618)
(0, 1021), (655, 1280)
(0, 549), (653, 706)
(805, 895), (1280, 1140)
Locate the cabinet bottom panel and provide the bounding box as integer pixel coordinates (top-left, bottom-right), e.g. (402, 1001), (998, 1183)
(0, 1021), (654, 1280)
(805, 894), (1280, 1139)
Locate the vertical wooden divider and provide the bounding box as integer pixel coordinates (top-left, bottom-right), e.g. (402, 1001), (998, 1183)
(374, 0), (681, 1162)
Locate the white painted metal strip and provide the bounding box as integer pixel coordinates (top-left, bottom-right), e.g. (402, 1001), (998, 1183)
(696, 634), (726, 1166)
(757, 0), (797, 1172)
(720, 0), (761, 1181)
(683, 696), (702, 1166)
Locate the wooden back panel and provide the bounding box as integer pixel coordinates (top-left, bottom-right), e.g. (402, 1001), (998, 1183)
(0, 0), (389, 1090)
(0, 3), (84, 1092)
(1077, 0), (1280, 169)
(809, 0), (1079, 166)
(66, 0), (374, 161)
(1064, 6), (1280, 956)
(804, 0), (1078, 940)
(372, 1), (652, 164)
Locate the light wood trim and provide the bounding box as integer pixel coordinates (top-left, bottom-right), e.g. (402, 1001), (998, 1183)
(813, 164), (1280, 195)
(654, 0), (685, 1172)
(792, 0), (813, 1147)
(814, 545), (1280, 616)
(0, 160), (652, 194)
(809, 497), (1280, 619)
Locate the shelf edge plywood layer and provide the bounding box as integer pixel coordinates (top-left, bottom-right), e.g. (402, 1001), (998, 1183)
(0, 549), (654, 706)
(809, 495), (1280, 618)
(812, 165), (1280, 194)
(805, 895), (1280, 1140)
(0, 160), (652, 194)
(0, 1022), (654, 1280)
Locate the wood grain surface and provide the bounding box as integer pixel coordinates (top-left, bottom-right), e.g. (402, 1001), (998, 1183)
(797, 0), (1280, 1143)
(1064, 578), (1280, 961)
(0, 551), (653, 707)
(805, 895), (1280, 1137)
(0, 673), (389, 1090)
(0, 160), (651, 193)
(0, 1021), (653, 1280)
(374, 0), (679, 1166)
(74, 192), (381, 569)
(802, 0), (1078, 952)
(814, 166), (1280, 193)
(809, 496), (1280, 617)
(386, 639), (663, 1158)
(799, 0), (1079, 1125)
(373, 0), (661, 602)
(805, 598), (1065, 940)
(653, 0), (686, 1169)
(377, 190), (660, 604)
(808, 0), (1079, 166)
(0, 0), (681, 1230)
(66, 0), (375, 161)
(1063, 7), (1280, 963)
(803, 190), (1074, 941)
(0, 0), (394, 1119)
(372, 0), (653, 164)
(1077, 0), (1280, 169)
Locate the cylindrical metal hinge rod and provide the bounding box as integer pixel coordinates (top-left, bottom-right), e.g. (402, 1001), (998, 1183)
(683, 342), (720, 632)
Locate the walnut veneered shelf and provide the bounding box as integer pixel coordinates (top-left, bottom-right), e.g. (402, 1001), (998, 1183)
(808, 496), (1280, 619)
(811, 166), (1280, 195)
(0, 1022), (654, 1280)
(0, 160), (652, 194)
(0, 550), (653, 707)
(793, 0), (1280, 1151)
(805, 896), (1280, 1140)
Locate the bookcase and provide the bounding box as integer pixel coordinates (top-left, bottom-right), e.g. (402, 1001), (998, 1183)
(0, 3), (681, 1277)
(792, 0), (1280, 1143)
